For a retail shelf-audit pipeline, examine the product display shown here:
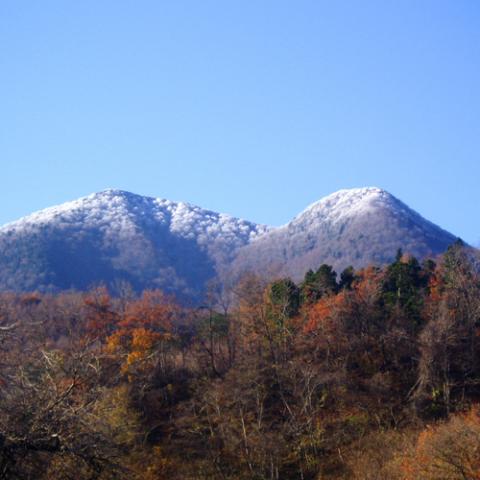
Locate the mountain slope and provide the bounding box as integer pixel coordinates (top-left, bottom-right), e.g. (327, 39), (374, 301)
(0, 187), (458, 301)
(0, 189), (267, 301)
(232, 187), (457, 281)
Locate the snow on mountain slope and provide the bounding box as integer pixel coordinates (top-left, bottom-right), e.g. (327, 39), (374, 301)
(0, 189), (267, 246)
(0, 187), (458, 302)
(232, 187), (457, 281)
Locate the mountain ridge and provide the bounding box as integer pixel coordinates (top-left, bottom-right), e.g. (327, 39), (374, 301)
(0, 187), (459, 302)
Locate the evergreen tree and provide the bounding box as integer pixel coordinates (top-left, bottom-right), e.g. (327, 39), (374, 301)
(269, 278), (300, 318)
(300, 264), (338, 303)
(339, 266), (355, 290)
(382, 253), (426, 323)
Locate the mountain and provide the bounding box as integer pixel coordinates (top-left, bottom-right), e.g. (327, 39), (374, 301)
(0, 189), (268, 302)
(0, 187), (457, 302)
(232, 187), (457, 281)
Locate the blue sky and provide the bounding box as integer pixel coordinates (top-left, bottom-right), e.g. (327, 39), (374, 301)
(1, 1), (479, 244)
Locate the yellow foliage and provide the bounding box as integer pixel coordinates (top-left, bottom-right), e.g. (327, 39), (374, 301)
(94, 384), (142, 447)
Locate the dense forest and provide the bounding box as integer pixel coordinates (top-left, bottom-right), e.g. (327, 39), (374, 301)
(0, 241), (479, 479)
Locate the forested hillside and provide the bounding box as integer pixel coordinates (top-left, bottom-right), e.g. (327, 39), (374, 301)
(0, 241), (479, 479)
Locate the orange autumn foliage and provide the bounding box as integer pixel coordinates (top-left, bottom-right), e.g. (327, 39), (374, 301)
(401, 407), (480, 480)
(121, 290), (178, 331)
(303, 293), (341, 334)
(303, 267), (383, 335)
(105, 291), (177, 375)
(352, 266), (384, 306)
(84, 287), (119, 340)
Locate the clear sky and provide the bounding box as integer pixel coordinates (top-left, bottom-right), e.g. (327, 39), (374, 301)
(1, 1), (479, 244)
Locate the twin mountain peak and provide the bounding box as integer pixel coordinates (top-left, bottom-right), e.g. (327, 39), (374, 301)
(0, 187), (457, 302)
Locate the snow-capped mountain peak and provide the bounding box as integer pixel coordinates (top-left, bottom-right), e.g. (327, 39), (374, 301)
(292, 187), (392, 226)
(233, 187), (457, 282)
